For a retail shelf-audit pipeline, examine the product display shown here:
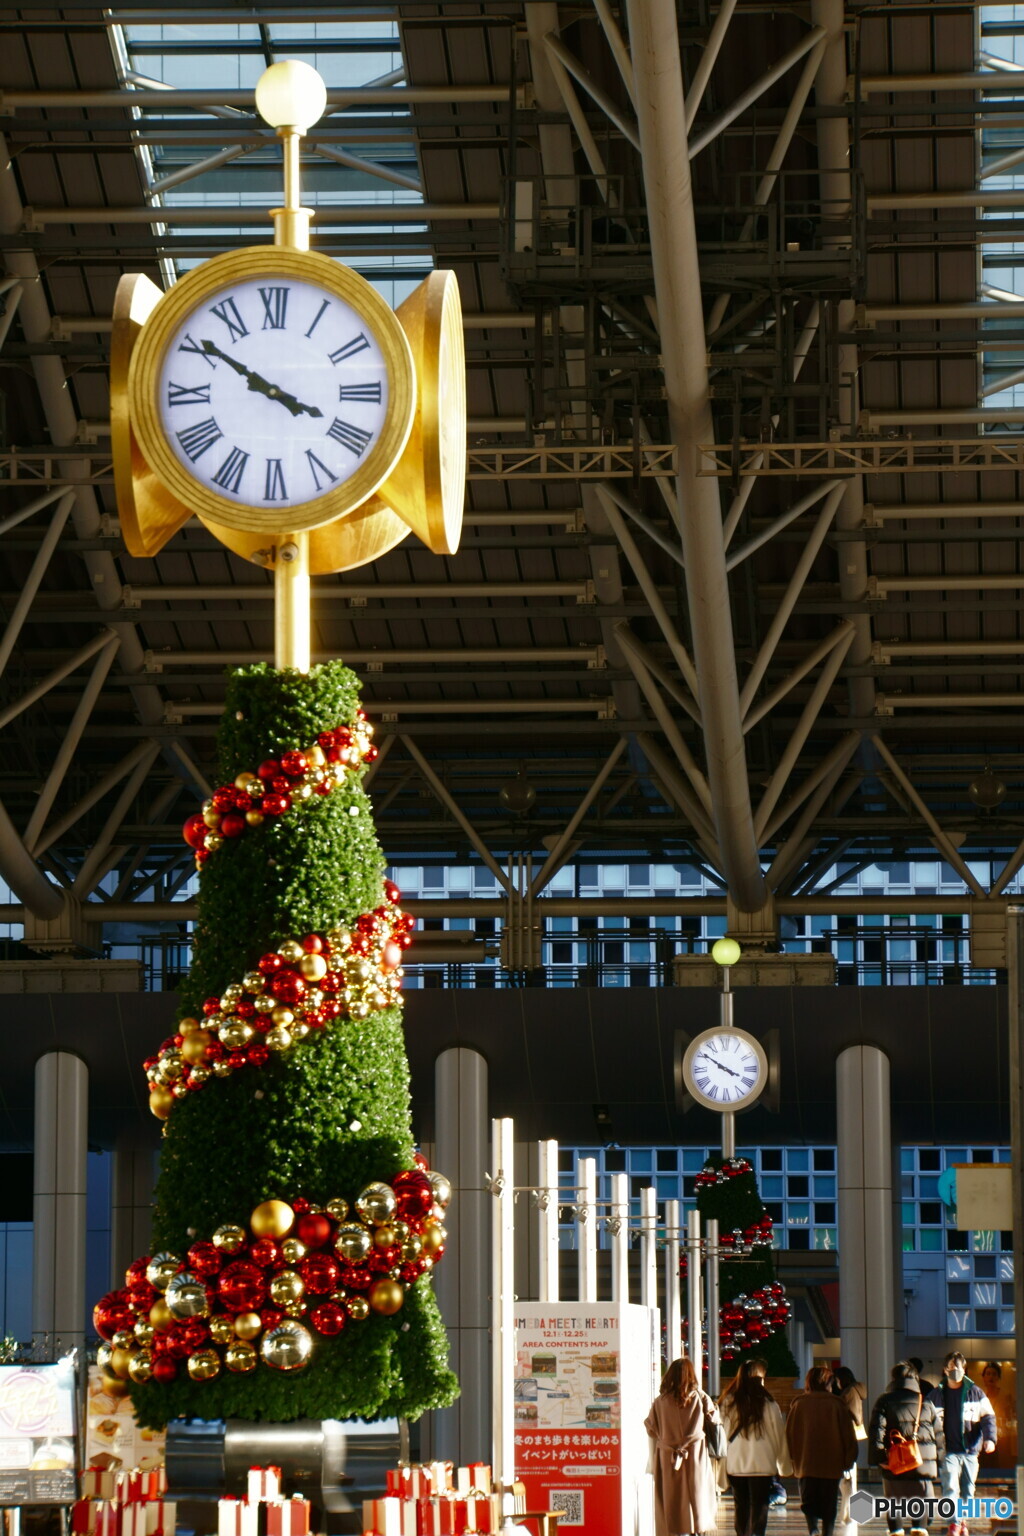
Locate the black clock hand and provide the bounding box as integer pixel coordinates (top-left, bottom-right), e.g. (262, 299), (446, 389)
(199, 340), (323, 419)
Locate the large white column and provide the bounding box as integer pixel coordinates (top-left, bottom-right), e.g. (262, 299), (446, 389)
(837, 1045), (896, 1400)
(33, 1051), (88, 1355)
(110, 1127), (157, 1287)
(430, 1047), (489, 1464)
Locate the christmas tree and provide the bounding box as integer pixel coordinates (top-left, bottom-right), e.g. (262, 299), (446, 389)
(93, 661), (459, 1427)
(694, 1155), (799, 1378)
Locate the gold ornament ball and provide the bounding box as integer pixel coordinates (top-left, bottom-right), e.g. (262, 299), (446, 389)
(96, 1343), (114, 1371)
(269, 1269), (305, 1307)
(128, 1350), (154, 1384)
(325, 1198), (348, 1221)
(235, 771), (258, 792)
(300, 952), (328, 982)
(213, 1060), (234, 1079)
(110, 1345), (136, 1380)
(392, 1221), (410, 1242)
(428, 1171), (452, 1209)
(146, 1252), (181, 1292)
(355, 1182), (397, 1226)
(251, 1199), (294, 1239)
(372, 1225), (398, 1252)
(347, 1296), (370, 1321)
(187, 1349), (221, 1382)
(421, 1221), (447, 1257)
(271, 1006), (295, 1028)
(278, 940), (304, 964)
(284, 1301), (307, 1319)
(242, 970), (263, 991)
(369, 1279), (404, 1316)
(133, 1319), (155, 1347)
(172, 1081), (189, 1099)
(328, 927), (351, 950)
(334, 1223), (371, 1262)
(220, 1019), (254, 1050)
(292, 1022), (309, 1041)
(234, 1311), (263, 1341)
(401, 1235), (423, 1262)
(190, 1063), (212, 1086)
(112, 1329), (135, 1350)
(209, 1316), (235, 1346)
(149, 1298), (173, 1331)
(181, 1031), (211, 1066)
(222, 983), (243, 1006)
(101, 1370), (129, 1399)
(149, 1085), (174, 1120)
(245, 809), (265, 828)
(280, 1238), (307, 1264)
(260, 1319), (313, 1372)
(205, 832), (224, 853)
(179, 1015), (202, 1036)
(255, 995), (276, 1015)
(265, 1025), (292, 1052)
(225, 1340), (258, 1373)
(162, 1049), (184, 1081)
(213, 1224), (246, 1254)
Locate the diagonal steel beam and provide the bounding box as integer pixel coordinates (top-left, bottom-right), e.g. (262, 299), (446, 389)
(544, 34), (640, 148)
(635, 733), (723, 867)
(872, 735), (987, 899)
(72, 743), (162, 898)
(33, 739), (154, 857)
(615, 627), (714, 818)
(0, 492), (74, 677)
(0, 629), (117, 732)
(754, 629), (855, 839)
(613, 624), (700, 726)
(24, 635), (121, 854)
(761, 732), (862, 851)
(400, 736), (511, 894)
(687, 28), (826, 157)
(592, 0), (636, 107)
(530, 738), (628, 898)
(743, 621), (855, 733)
(628, 0), (765, 911)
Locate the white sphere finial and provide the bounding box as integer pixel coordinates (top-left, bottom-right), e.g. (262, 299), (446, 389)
(256, 60), (328, 133)
(711, 936), (741, 968)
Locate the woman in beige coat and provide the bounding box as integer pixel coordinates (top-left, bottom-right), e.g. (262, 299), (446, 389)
(645, 1356), (721, 1536)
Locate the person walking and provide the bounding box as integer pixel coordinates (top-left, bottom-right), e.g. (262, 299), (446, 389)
(645, 1356), (722, 1536)
(867, 1360), (944, 1536)
(925, 1351), (996, 1535)
(786, 1364), (858, 1536)
(719, 1355), (792, 1536)
(833, 1364), (868, 1525)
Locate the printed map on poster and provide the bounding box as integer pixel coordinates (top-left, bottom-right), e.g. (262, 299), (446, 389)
(0, 1358), (77, 1504)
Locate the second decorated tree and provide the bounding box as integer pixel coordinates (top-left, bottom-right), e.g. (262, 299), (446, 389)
(94, 661), (458, 1427)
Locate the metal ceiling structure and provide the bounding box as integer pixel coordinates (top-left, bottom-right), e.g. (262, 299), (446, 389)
(1, 0), (1023, 946)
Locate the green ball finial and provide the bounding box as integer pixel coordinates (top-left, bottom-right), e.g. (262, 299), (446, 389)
(711, 936), (741, 967)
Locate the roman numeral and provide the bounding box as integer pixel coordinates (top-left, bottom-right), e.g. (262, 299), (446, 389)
(338, 382), (382, 403)
(259, 286), (289, 330)
(707, 1082), (721, 1101)
(305, 450), (338, 491)
(209, 296), (249, 343)
(167, 381), (212, 407)
(326, 417), (372, 456)
(211, 446), (249, 494)
(264, 459), (287, 501)
(305, 299), (330, 338)
(328, 333), (370, 365)
(178, 333), (217, 369)
(176, 416), (223, 462)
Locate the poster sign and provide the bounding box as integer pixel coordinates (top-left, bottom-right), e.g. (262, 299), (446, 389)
(514, 1303), (659, 1536)
(0, 1358), (77, 1504)
(966, 1360), (1018, 1469)
(85, 1366), (166, 1472)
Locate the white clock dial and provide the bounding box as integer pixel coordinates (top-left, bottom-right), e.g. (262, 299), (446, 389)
(158, 275), (390, 510)
(685, 1030), (766, 1108)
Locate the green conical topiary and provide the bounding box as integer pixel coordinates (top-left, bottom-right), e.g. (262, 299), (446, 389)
(105, 662), (458, 1428)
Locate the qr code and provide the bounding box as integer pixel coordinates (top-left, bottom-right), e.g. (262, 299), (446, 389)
(549, 1491), (584, 1527)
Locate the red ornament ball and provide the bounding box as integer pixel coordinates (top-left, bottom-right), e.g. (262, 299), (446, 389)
(295, 1213), (332, 1250)
(269, 969), (305, 1006)
(299, 1253), (340, 1295)
(220, 813), (246, 839)
(187, 1241), (222, 1279)
(259, 1307), (285, 1332)
(301, 934), (323, 954)
(152, 1356), (178, 1384)
(279, 751), (308, 779)
(181, 1319), (209, 1351)
(93, 1290), (136, 1342)
(413, 1151), (429, 1171)
(391, 1169), (434, 1221)
(257, 759), (280, 782)
(309, 1301), (346, 1337)
(247, 1045), (270, 1068)
(248, 1238), (279, 1269)
(218, 1261), (266, 1314)
(291, 1198), (310, 1216)
(259, 793), (291, 817)
(257, 952), (283, 976)
(183, 815), (208, 850)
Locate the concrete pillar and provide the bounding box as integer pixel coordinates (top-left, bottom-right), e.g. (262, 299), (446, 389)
(33, 1051), (88, 1355)
(837, 1045), (896, 1402)
(110, 1127), (158, 1287)
(429, 1047), (489, 1465)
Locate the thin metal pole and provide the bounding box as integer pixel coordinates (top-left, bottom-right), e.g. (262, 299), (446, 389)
(744, 622), (855, 733)
(683, 0), (738, 130)
(490, 1117), (515, 1498)
(537, 1139), (560, 1303)
(544, 34), (641, 148)
(71, 744), (161, 896)
(0, 485), (69, 539)
(754, 629), (855, 837)
(705, 1217), (721, 1398)
(0, 492), (75, 678)
(0, 629), (115, 731)
(578, 1158), (598, 1303)
(640, 1185), (658, 1310)
(686, 1208), (703, 1377)
(665, 1199), (683, 1366)
(24, 635), (121, 853)
(592, 0), (636, 106)
(687, 28), (827, 157)
(610, 1172), (630, 1303)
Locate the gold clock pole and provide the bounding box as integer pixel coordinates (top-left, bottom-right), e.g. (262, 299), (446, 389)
(255, 61), (326, 672)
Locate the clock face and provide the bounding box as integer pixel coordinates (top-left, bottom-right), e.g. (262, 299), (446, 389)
(685, 1030), (766, 1109)
(128, 247), (416, 535)
(158, 275), (389, 511)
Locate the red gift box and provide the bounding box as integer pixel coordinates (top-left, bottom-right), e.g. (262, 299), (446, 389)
(82, 1471), (115, 1501)
(96, 1504), (121, 1536)
(266, 1501), (310, 1536)
(218, 1500), (248, 1536)
(72, 1500), (99, 1534)
(468, 1468), (492, 1497)
(145, 1503), (175, 1536)
(362, 1498), (402, 1536)
(122, 1505), (148, 1536)
(115, 1473), (144, 1506)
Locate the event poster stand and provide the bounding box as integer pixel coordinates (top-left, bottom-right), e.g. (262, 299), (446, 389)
(0, 1355), (78, 1529)
(513, 1302), (659, 1536)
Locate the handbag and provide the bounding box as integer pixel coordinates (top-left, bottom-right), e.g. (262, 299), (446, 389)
(885, 1395), (923, 1475)
(703, 1408), (727, 1460)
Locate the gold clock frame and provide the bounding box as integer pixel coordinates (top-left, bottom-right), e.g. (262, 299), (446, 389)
(126, 245), (417, 535)
(681, 1025), (769, 1113)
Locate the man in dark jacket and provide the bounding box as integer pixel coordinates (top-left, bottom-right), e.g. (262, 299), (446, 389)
(925, 1351), (996, 1536)
(868, 1361), (944, 1535)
